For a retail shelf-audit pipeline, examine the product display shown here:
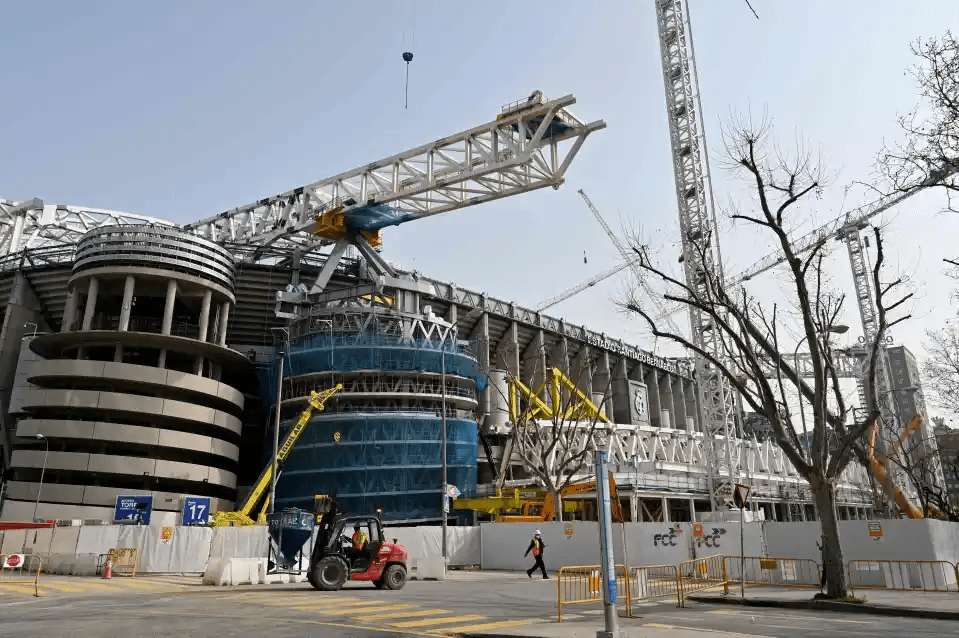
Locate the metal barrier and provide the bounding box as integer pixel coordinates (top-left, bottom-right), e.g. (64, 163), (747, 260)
(109, 548), (139, 577)
(848, 560), (959, 594)
(557, 565), (632, 622)
(725, 556), (822, 589)
(678, 554), (728, 606)
(627, 564), (682, 607)
(0, 553), (43, 596)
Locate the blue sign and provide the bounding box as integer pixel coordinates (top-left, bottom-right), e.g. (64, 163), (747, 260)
(115, 495), (153, 524)
(182, 497), (211, 525)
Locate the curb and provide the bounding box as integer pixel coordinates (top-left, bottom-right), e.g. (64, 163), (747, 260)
(686, 593), (959, 621)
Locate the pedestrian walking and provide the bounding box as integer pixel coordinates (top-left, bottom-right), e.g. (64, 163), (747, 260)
(525, 529), (548, 579)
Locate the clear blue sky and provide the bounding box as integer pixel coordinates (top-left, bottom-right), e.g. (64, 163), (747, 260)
(2, 1), (958, 414)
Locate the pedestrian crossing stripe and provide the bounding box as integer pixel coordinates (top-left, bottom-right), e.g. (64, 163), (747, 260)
(292, 603), (415, 614)
(261, 598), (368, 607)
(363, 609), (449, 621)
(391, 614), (487, 628)
(0, 584), (38, 594)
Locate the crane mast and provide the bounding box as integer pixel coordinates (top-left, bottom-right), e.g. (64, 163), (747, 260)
(655, 1), (737, 436)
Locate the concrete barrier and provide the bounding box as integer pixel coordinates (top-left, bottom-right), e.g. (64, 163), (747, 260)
(202, 557), (267, 586)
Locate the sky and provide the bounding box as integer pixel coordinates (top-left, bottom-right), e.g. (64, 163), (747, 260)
(2, 1), (958, 416)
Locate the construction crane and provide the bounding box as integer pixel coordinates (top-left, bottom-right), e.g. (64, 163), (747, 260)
(181, 91), (605, 292)
(211, 385), (342, 526)
(535, 260), (635, 312)
(655, 0), (738, 508)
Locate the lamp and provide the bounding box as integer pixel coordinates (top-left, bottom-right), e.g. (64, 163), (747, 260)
(792, 325), (849, 462)
(269, 326), (290, 516)
(441, 308), (482, 562)
(34, 433), (49, 523)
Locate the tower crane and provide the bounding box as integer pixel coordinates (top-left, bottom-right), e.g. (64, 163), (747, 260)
(655, 0), (738, 507)
(535, 260), (634, 312)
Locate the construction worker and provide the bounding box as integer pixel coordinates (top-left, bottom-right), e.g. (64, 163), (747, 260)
(348, 525), (367, 565)
(525, 530), (548, 579)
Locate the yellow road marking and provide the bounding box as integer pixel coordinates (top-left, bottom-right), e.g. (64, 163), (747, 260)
(430, 619), (536, 635)
(291, 603), (414, 614)
(364, 609), (449, 621)
(262, 598), (365, 607)
(0, 584), (39, 595)
(392, 614), (487, 628)
(30, 583), (85, 593)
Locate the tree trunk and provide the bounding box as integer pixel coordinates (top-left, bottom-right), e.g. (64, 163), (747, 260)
(809, 474), (850, 598)
(553, 489), (563, 522)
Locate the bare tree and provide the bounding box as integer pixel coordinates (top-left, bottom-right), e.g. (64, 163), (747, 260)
(879, 31), (959, 210)
(922, 325), (959, 418)
(624, 119), (910, 598)
(491, 352), (612, 522)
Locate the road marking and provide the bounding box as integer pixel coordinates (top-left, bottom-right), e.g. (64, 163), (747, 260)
(644, 622), (775, 637)
(29, 583), (85, 593)
(0, 584), (39, 595)
(391, 614), (487, 628)
(294, 603), (415, 614)
(431, 619), (537, 634)
(364, 609), (449, 620)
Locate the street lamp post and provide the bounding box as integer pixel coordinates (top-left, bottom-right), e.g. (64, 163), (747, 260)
(269, 327), (290, 517)
(34, 433), (49, 522)
(440, 308), (481, 563)
(792, 325), (848, 462)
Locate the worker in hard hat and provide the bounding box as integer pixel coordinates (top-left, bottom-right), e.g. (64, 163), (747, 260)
(348, 525), (368, 565)
(524, 530), (548, 579)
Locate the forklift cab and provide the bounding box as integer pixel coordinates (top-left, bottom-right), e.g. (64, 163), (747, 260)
(332, 516), (383, 573)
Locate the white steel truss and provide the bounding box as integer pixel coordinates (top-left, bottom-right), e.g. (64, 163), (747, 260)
(655, 0), (737, 507)
(181, 92), (605, 260)
(0, 199), (174, 257)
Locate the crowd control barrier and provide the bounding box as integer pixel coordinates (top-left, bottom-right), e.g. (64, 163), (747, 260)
(1, 553), (43, 596)
(847, 560), (959, 594)
(557, 565), (632, 622)
(626, 564), (682, 607)
(109, 548), (139, 577)
(726, 556), (822, 589)
(678, 554), (728, 606)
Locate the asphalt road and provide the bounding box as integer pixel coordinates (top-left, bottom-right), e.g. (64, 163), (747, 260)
(0, 571), (955, 638)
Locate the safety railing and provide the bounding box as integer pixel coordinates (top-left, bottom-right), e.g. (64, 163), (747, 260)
(725, 556), (822, 590)
(678, 554), (728, 606)
(109, 548), (139, 577)
(1, 553), (43, 596)
(847, 560), (959, 594)
(557, 565), (632, 622)
(626, 564), (682, 607)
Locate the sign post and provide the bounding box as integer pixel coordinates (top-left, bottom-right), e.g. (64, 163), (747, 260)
(733, 484), (750, 599)
(594, 450), (626, 638)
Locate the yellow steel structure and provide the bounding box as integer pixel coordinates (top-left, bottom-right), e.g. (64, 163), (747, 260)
(211, 384), (342, 526)
(867, 414), (944, 519)
(508, 367), (609, 424)
(314, 205), (383, 247)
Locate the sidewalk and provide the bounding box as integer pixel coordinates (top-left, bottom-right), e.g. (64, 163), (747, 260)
(686, 585), (959, 621)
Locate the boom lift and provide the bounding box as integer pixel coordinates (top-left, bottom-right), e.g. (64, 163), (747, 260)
(867, 415), (943, 519)
(211, 385), (342, 526)
(456, 473), (625, 523)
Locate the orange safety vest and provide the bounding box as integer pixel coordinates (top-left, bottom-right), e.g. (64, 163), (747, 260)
(352, 531), (367, 550)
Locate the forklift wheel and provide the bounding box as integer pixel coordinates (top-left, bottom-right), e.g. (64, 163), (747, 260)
(311, 556), (348, 591)
(382, 564), (407, 590)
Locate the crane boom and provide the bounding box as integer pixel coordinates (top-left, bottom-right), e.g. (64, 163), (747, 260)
(211, 384), (342, 526)
(731, 168), (959, 287)
(535, 260), (634, 311)
(181, 92), (605, 261)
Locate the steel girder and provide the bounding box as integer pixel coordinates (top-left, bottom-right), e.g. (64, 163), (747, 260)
(181, 93), (605, 261)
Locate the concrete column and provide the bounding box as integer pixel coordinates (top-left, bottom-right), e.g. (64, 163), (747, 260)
(689, 498), (697, 523)
(594, 350), (613, 421)
(661, 496), (670, 523)
(80, 277), (99, 331)
(646, 369), (662, 428)
(161, 280), (177, 335)
(612, 357), (629, 424)
(470, 312), (491, 422)
(118, 275), (136, 332)
(217, 301), (230, 346)
(197, 289), (212, 342)
(673, 376), (688, 430)
(630, 492), (640, 522)
(61, 289), (78, 333)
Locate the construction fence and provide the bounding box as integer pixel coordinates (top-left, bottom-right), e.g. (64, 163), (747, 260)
(848, 560), (959, 594)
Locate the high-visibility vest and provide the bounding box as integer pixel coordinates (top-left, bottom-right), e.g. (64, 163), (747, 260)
(532, 539), (542, 556)
(352, 531), (367, 550)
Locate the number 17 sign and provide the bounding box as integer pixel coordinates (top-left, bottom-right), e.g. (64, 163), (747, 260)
(183, 497), (211, 525)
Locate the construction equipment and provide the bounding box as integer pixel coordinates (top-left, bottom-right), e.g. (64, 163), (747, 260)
(307, 495), (408, 591)
(508, 366), (609, 425)
(867, 415), (943, 519)
(210, 385), (342, 526)
(494, 473), (625, 523)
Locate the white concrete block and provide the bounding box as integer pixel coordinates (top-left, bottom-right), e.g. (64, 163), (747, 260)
(409, 556), (445, 581)
(202, 557), (266, 586)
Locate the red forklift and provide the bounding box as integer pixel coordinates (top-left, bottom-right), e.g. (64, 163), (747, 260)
(307, 495), (408, 591)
